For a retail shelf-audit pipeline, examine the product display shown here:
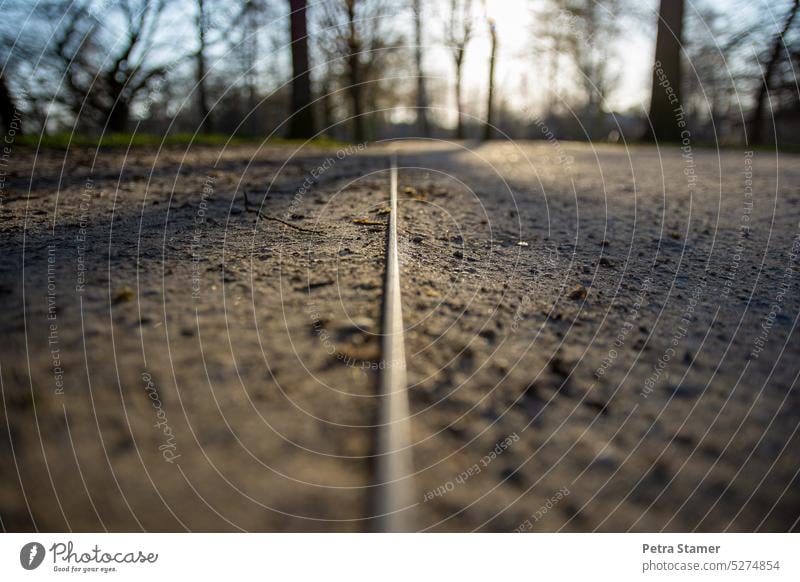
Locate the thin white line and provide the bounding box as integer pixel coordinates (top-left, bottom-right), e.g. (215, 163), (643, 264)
(373, 155), (415, 532)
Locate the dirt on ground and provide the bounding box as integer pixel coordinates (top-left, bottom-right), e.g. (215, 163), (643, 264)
(1, 140), (798, 532)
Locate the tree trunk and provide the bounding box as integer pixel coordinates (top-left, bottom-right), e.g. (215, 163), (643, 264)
(643, 0), (684, 142)
(749, 0), (800, 145)
(288, 0), (316, 139)
(413, 0), (430, 137)
(196, 0), (213, 134)
(455, 52), (464, 139)
(549, 34), (561, 113)
(483, 20), (497, 141)
(244, 10), (258, 116)
(0, 72), (21, 136)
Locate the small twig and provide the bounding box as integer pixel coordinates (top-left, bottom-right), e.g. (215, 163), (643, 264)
(245, 190), (322, 234)
(257, 211), (323, 235)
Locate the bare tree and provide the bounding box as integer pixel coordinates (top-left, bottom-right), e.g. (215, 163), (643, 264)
(680, 4), (748, 141)
(529, 1), (570, 115)
(319, 0), (365, 141)
(748, 0), (800, 145)
(191, 0), (267, 134)
(344, 0), (365, 141)
(0, 10), (25, 135)
(445, 0), (474, 139)
(195, 0), (213, 133)
(644, 0), (685, 142)
(317, 62), (336, 134)
(0, 71), (20, 134)
(412, 0), (430, 137)
(535, 0), (621, 136)
(239, 0), (267, 113)
(483, 17), (497, 140)
(316, 0), (399, 141)
(42, 0), (174, 133)
(195, 0), (272, 133)
(0, 0), (60, 134)
(288, 0), (316, 138)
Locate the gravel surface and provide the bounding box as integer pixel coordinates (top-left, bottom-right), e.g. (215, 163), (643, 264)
(1, 140), (798, 532)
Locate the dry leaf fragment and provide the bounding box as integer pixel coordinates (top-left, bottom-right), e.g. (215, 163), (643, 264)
(353, 218), (384, 226)
(567, 284), (587, 300)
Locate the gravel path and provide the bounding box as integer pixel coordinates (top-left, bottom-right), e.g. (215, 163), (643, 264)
(1, 140), (798, 532)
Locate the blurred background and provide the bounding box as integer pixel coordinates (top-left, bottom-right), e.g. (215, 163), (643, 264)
(0, 0), (798, 146)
